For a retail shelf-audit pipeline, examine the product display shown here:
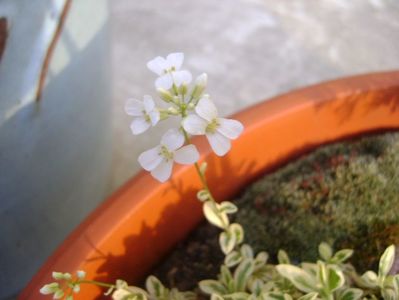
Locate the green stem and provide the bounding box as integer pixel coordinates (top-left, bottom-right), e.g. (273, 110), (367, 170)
(179, 96), (230, 231)
(79, 279), (115, 289)
(172, 83), (179, 96)
(181, 129), (215, 202)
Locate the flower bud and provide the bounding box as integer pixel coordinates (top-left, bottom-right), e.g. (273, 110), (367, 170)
(40, 282), (59, 295)
(187, 102), (195, 110)
(76, 270), (86, 279)
(179, 83), (188, 96)
(157, 88), (173, 103)
(52, 272), (64, 280)
(167, 107), (179, 115)
(73, 284), (81, 293)
(190, 73), (207, 100)
(53, 289), (65, 299)
(196, 73), (207, 87)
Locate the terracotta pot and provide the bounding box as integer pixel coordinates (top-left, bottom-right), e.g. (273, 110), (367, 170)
(20, 71), (399, 299)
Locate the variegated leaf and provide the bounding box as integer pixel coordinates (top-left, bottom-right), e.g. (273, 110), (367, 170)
(234, 259), (255, 292)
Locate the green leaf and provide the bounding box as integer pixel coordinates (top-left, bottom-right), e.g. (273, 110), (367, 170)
(234, 259), (255, 292)
(240, 244), (254, 259)
(317, 261), (328, 288)
(298, 292), (319, 300)
(326, 266), (345, 292)
(277, 250), (290, 264)
(379, 245), (396, 278)
(276, 264), (317, 293)
(220, 202), (238, 214)
(338, 288), (363, 300)
(248, 278), (263, 295)
(331, 249), (354, 264)
(224, 292), (251, 300)
(317, 261), (344, 292)
(254, 252), (269, 269)
(394, 275), (399, 291)
(229, 223), (244, 245)
(225, 251), (242, 268)
(203, 201), (228, 229)
(283, 294), (293, 300)
(360, 271), (378, 288)
(261, 292), (289, 300)
(145, 276), (166, 298)
(220, 265), (234, 288)
(211, 294), (225, 300)
(318, 242), (333, 261)
(301, 263), (318, 276)
(220, 231), (236, 255)
(197, 189), (210, 202)
(199, 280), (227, 295)
(381, 288), (396, 300)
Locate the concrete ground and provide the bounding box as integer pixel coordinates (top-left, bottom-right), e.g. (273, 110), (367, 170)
(109, 0), (399, 191)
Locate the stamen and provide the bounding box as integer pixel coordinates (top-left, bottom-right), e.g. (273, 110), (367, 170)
(160, 145), (174, 161)
(206, 119), (219, 134)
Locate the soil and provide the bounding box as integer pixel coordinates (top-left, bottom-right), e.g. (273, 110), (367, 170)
(150, 131), (399, 294)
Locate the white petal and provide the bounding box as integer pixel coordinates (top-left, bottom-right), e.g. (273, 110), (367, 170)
(217, 118), (244, 139)
(148, 110), (160, 126)
(151, 159), (173, 182)
(125, 99), (143, 116)
(138, 146), (163, 171)
(173, 70), (192, 87)
(182, 114), (207, 135)
(143, 95), (155, 113)
(130, 117), (151, 135)
(166, 52), (184, 70)
(147, 56), (167, 75)
(161, 128), (184, 151)
(195, 98), (218, 122)
(206, 132), (231, 156)
(174, 144), (199, 164)
(155, 74), (173, 90)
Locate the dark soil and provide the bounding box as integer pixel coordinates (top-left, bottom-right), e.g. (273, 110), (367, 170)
(150, 131), (399, 293)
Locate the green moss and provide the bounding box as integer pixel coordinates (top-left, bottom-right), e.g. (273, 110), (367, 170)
(233, 132), (399, 272)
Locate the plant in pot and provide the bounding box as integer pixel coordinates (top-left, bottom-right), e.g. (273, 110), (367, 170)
(37, 53), (399, 300)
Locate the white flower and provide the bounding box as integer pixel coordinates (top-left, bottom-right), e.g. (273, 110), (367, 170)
(182, 98), (244, 156)
(138, 129), (199, 182)
(147, 52), (192, 90)
(125, 95), (160, 135)
(76, 270), (86, 279)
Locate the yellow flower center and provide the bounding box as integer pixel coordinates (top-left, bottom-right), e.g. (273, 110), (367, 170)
(160, 145), (174, 161)
(163, 67), (176, 75)
(206, 118), (219, 134)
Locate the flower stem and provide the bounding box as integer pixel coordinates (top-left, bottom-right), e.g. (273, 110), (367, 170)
(181, 128), (216, 203)
(78, 279), (115, 289)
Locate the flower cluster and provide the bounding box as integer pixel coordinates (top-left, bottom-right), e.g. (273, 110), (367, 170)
(126, 52), (244, 182)
(40, 270), (86, 299)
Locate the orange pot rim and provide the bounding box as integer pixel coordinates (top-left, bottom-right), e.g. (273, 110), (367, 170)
(20, 71), (399, 299)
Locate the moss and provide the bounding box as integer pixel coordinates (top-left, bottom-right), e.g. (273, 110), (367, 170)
(233, 132), (399, 272)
